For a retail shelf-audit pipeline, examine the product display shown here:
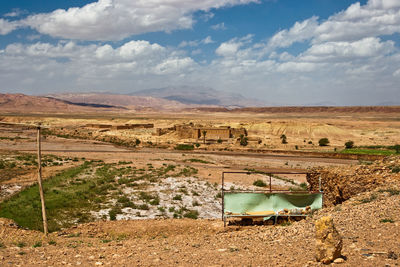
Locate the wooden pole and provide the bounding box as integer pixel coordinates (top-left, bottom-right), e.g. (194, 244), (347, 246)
(37, 125), (48, 236)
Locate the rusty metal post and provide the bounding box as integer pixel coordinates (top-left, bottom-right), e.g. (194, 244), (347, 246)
(37, 126), (48, 236)
(269, 173), (272, 193)
(221, 172), (224, 221)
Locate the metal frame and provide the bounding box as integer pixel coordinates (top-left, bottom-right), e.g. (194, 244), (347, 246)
(221, 171), (323, 226)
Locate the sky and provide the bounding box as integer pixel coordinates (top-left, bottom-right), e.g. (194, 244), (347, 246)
(0, 0), (400, 106)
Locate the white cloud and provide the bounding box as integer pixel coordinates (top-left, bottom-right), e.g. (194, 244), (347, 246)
(266, 16), (319, 49)
(0, 19), (20, 35)
(302, 37), (395, 62)
(0, 40), (197, 93)
(1, 0), (400, 105)
(14, 0), (258, 41)
(314, 0), (400, 43)
(179, 36), (214, 48)
(265, 0), (400, 50)
(216, 42), (242, 57)
(4, 8), (26, 18)
(211, 22), (227, 30)
(215, 35), (253, 57)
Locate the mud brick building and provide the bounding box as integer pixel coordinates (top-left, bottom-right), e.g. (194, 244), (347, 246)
(176, 125), (247, 140)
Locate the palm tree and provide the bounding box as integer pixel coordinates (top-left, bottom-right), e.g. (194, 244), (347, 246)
(202, 130), (207, 144)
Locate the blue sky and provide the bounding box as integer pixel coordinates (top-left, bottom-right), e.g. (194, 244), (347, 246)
(0, 0), (399, 105)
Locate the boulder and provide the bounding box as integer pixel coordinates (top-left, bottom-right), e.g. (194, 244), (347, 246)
(315, 216), (342, 264)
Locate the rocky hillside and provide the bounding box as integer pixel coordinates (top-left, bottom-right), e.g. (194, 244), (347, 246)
(0, 94), (125, 113)
(307, 156), (400, 206)
(189, 106), (400, 113)
(46, 93), (189, 111)
(132, 86), (265, 107)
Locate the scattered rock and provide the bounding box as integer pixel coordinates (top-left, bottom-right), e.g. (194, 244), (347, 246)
(315, 216), (343, 264)
(387, 251), (398, 260)
(333, 257), (345, 264)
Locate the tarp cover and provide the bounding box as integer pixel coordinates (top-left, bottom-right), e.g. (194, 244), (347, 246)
(224, 192), (323, 216)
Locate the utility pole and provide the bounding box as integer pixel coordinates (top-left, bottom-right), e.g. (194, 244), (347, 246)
(37, 125), (48, 236)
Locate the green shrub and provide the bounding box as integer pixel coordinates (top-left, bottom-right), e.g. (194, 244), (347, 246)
(16, 242), (26, 248)
(345, 140), (354, 149)
(173, 195), (182, 201)
(318, 138), (330, 146)
(391, 166), (400, 173)
(253, 179), (267, 187)
(380, 218), (394, 223)
(175, 144), (194, 150)
(394, 144), (400, 154)
(33, 241), (42, 248)
(183, 210), (199, 219)
(138, 204), (149, 210)
(109, 207), (122, 220)
(239, 134), (248, 146)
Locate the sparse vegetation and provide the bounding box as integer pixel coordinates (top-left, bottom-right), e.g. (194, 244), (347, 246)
(380, 218), (394, 223)
(345, 140), (354, 149)
(253, 179), (267, 187)
(173, 195), (182, 201)
(239, 134), (248, 146)
(184, 158), (212, 164)
(175, 144), (194, 150)
(318, 138), (330, 146)
(183, 210), (199, 219)
(33, 241), (42, 248)
(359, 194), (377, 203)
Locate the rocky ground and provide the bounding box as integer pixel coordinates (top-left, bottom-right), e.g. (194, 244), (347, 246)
(0, 182), (399, 266)
(308, 156), (400, 206)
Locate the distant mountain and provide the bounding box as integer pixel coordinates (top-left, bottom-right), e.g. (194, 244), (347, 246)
(131, 86), (265, 107)
(377, 101), (400, 106)
(304, 101), (337, 106)
(46, 93), (189, 111)
(0, 93), (125, 113)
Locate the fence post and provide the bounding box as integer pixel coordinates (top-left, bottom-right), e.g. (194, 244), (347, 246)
(37, 125), (48, 236)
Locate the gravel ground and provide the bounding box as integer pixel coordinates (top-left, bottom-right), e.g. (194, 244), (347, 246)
(1, 184), (399, 266)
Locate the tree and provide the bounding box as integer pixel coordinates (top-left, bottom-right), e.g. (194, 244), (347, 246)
(318, 138), (330, 146)
(345, 140), (354, 149)
(239, 134), (248, 146)
(280, 134), (287, 144)
(202, 130), (207, 144)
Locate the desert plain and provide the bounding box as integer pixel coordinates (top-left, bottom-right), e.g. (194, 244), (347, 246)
(0, 106), (400, 266)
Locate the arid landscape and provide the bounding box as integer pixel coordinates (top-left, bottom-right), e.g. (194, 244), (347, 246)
(2, 0), (400, 265)
(0, 93), (400, 266)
